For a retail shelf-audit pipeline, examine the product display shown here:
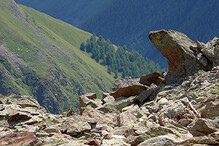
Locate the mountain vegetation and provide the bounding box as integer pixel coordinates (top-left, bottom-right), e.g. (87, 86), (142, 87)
(0, 0), (115, 114)
(16, 0), (219, 68)
(79, 0), (219, 67)
(80, 34), (162, 78)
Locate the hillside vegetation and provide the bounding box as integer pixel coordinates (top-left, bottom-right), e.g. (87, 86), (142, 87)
(80, 0), (219, 67)
(0, 0), (115, 114)
(80, 34), (162, 78)
(16, 0), (219, 68)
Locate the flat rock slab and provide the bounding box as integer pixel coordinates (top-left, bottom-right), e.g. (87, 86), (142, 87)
(110, 85), (147, 99)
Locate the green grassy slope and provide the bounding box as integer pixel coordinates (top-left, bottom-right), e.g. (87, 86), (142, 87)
(0, 0), (114, 114)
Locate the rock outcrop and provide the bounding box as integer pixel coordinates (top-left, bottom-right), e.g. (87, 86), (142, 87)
(0, 30), (218, 145)
(149, 30), (218, 83)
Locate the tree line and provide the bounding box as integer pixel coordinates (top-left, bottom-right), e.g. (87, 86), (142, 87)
(80, 34), (162, 78)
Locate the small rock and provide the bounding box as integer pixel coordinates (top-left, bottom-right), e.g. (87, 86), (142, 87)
(97, 103), (119, 113)
(188, 118), (218, 136)
(102, 95), (115, 104)
(135, 84), (158, 103)
(118, 111), (137, 126)
(158, 98), (169, 105)
(115, 96), (135, 111)
(200, 101), (219, 119)
(84, 93), (97, 100)
(87, 138), (100, 146)
(44, 127), (60, 134)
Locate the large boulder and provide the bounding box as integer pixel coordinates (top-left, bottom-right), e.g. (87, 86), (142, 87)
(200, 101), (219, 119)
(140, 72), (164, 86)
(135, 84), (159, 103)
(188, 118), (218, 136)
(110, 85), (147, 99)
(149, 30), (213, 83)
(0, 131), (41, 146)
(112, 77), (140, 91)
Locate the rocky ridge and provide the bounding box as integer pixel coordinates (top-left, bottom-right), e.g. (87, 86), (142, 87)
(0, 30), (219, 145)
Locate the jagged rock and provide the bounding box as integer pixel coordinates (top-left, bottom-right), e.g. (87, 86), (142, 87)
(163, 100), (196, 126)
(62, 108), (73, 117)
(112, 77), (140, 91)
(214, 42), (219, 67)
(135, 84), (158, 103)
(188, 118), (218, 136)
(122, 104), (138, 112)
(97, 103), (119, 113)
(197, 53), (209, 67)
(79, 94), (102, 109)
(118, 111), (137, 126)
(8, 112), (31, 123)
(138, 134), (177, 146)
(79, 95), (92, 107)
(86, 138), (100, 146)
(66, 109), (73, 117)
(158, 98), (169, 106)
(197, 40), (215, 62)
(0, 96), (46, 127)
(200, 101), (219, 119)
(149, 29), (213, 83)
(102, 93), (115, 104)
(110, 84), (147, 99)
(145, 102), (159, 113)
(101, 138), (129, 146)
(81, 107), (117, 127)
(61, 117), (91, 137)
(129, 126), (177, 146)
(198, 37), (219, 66)
(181, 135), (219, 145)
(44, 127), (60, 134)
(112, 126), (132, 136)
(0, 95), (45, 111)
(115, 96), (136, 111)
(0, 131), (41, 146)
(84, 93), (97, 100)
(140, 72), (164, 86)
(87, 99), (102, 108)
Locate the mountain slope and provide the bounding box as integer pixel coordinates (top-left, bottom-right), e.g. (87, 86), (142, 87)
(16, 0), (219, 68)
(79, 0), (219, 67)
(14, 0), (112, 27)
(0, 0), (114, 114)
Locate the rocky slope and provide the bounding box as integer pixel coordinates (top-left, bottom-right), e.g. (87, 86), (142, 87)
(0, 0), (115, 114)
(0, 30), (219, 145)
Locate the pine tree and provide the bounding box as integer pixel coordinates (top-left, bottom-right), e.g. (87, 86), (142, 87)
(80, 33), (162, 79)
(80, 42), (86, 51)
